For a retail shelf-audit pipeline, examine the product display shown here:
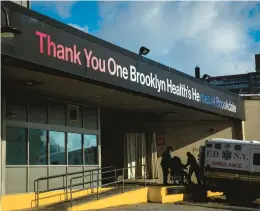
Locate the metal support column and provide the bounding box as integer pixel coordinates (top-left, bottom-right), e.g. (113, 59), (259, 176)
(1, 96), (6, 199)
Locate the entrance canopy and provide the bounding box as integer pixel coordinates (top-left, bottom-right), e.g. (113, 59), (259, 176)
(1, 2), (245, 120)
(2, 64), (232, 122)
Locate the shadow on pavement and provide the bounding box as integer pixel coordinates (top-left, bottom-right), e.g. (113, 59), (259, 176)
(177, 196), (260, 211)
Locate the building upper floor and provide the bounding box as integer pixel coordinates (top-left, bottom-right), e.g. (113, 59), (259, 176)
(210, 72), (260, 95)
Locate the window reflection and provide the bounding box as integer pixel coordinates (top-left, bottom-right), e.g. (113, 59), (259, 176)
(6, 128), (99, 166)
(84, 135), (98, 165)
(68, 133), (82, 165)
(49, 131), (66, 165)
(29, 129), (47, 165)
(6, 127), (27, 165)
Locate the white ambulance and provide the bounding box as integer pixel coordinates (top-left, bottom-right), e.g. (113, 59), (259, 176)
(200, 138), (260, 205)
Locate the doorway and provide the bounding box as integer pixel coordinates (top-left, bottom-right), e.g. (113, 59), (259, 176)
(124, 132), (159, 180)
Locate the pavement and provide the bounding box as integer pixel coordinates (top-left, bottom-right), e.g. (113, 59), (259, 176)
(94, 196), (260, 211)
(93, 203), (237, 211)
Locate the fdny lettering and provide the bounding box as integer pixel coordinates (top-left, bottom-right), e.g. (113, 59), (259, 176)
(212, 161), (242, 169)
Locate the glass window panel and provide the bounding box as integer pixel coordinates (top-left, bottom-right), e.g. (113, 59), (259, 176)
(67, 106), (83, 128)
(6, 99), (27, 121)
(215, 144), (221, 149)
(49, 131), (66, 165)
(253, 154), (260, 166)
(83, 107), (98, 130)
(29, 129), (47, 165)
(206, 144), (212, 148)
(6, 127), (27, 165)
(29, 101), (47, 124)
(224, 144), (230, 149)
(48, 102), (66, 126)
(234, 145), (242, 151)
(84, 135), (98, 165)
(68, 133), (82, 165)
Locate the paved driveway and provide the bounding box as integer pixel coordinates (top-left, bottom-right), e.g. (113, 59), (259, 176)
(96, 203), (230, 211)
(96, 202), (260, 211)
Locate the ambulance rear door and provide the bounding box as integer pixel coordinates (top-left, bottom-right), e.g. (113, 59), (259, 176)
(249, 148), (260, 183)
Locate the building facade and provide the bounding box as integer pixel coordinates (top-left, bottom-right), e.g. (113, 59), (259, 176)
(0, 2), (254, 211)
(210, 72), (260, 94)
(7, 0), (30, 8)
(256, 54), (260, 72)
(241, 95), (260, 141)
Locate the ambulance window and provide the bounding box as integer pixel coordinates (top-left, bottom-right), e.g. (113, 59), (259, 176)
(253, 154), (260, 165)
(215, 144), (221, 149)
(224, 144), (230, 149)
(234, 145), (242, 151)
(207, 144), (212, 148)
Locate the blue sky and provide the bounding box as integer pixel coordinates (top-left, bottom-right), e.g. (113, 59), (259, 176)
(31, 1), (260, 76)
(33, 1), (102, 32)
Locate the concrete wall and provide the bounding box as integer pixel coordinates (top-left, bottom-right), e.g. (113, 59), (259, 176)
(243, 100), (260, 141)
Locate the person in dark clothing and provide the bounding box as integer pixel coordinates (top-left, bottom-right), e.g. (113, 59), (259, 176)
(161, 146), (173, 185)
(185, 152), (201, 184)
(171, 156), (187, 184)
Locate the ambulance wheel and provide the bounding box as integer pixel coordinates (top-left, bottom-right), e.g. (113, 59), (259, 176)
(226, 192), (253, 206)
(226, 192), (241, 205)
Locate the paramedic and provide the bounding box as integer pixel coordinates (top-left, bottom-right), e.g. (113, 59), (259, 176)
(161, 146), (173, 185)
(171, 156), (186, 184)
(185, 152), (201, 184)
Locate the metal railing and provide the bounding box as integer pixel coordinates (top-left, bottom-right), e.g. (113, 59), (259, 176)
(69, 165), (147, 207)
(34, 166), (115, 207)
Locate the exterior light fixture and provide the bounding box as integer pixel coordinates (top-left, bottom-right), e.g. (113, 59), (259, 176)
(202, 74), (211, 83)
(163, 112), (180, 118)
(164, 112), (180, 117)
(209, 128), (217, 133)
(139, 46), (150, 56)
(7, 111), (16, 120)
(18, 80), (42, 86)
(1, 6), (22, 38)
(24, 81), (35, 86)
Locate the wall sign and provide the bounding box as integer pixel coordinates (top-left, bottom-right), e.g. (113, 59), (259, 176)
(35, 31), (237, 114)
(206, 149), (248, 160)
(206, 148), (248, 170)
(2, 8), (245, 120)
(156, 137), (165, 146)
